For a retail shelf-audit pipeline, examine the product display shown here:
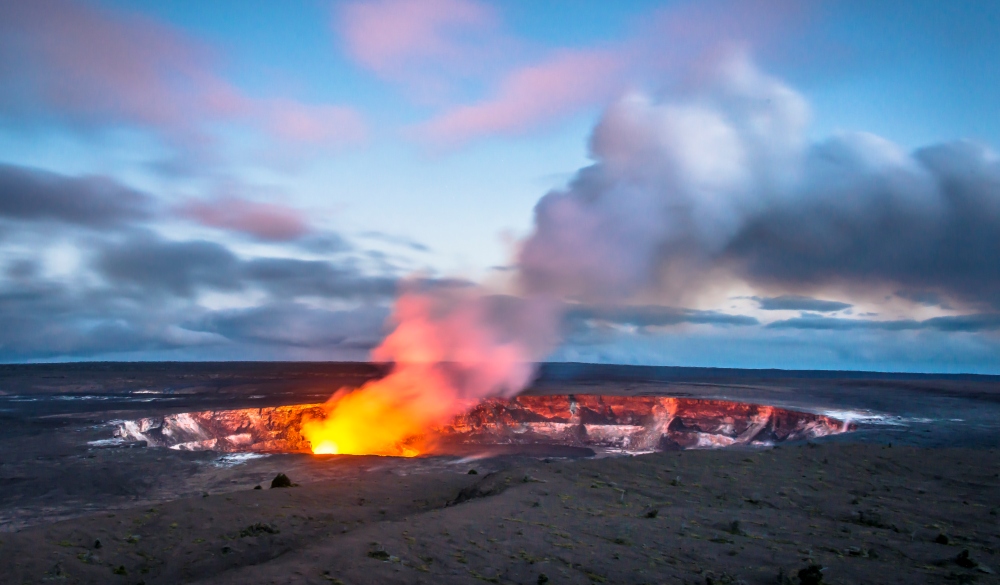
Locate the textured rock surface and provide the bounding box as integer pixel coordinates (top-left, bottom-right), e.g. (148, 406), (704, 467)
(114, 395), (850, 454)
(115, 404), (327, 453)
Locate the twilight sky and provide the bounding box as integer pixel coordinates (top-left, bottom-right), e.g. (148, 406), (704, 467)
(2, 0), (1000, 372)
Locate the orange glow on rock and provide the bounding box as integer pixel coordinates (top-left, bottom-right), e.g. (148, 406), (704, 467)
(300, 366), (463, 456)
(300, 289), (549, 456)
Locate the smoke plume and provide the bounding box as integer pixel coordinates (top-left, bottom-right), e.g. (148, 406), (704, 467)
(521, 52), (1000, 309)
(301, 285), (559, 455)
(305, 52), (1000, 454)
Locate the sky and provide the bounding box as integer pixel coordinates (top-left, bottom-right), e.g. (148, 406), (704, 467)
(1, 0), (999, 372)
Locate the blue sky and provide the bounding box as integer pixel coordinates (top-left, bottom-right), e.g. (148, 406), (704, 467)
(1, 0), (999, 372)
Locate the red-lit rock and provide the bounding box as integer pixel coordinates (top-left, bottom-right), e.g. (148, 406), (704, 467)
(113, 395), (851, 455)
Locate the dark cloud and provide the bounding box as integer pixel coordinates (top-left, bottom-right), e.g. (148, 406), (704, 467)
(92, 232), (398, 300)
(0, 277), (391, 360)
(754, 295), (852, 312)
(243, 257), (397, 299)
(0, 282), (222, 360)
(0, 163), (152, 227)
(567, 304), (759, 329)
(767, 313), (1000, 332)
(192, 303), (388, 349)
(296, 232), (353, 254)
(725, 140), (1000, 309)
(894, 290), (953, 309)
(96, 234), (241, 297)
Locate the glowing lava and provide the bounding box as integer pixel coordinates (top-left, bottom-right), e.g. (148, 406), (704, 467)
(298, 289), (555, 456)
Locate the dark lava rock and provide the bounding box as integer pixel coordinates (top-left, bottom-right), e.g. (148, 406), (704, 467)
(775, 568), (793, 585)
(449, 472), (511, 506)
(705, 571), (746, 584)
(856, 509), (889, 528)
(270, 473), (296, 488)
(956, 549), (978, 569)
(935, 533), (950, 545)
(645, 508), (659, 518)
(367, 550), (390, 561)
(239, 522), (279, 538)
(93, 539), (101, 549)
(468, 469), (478, 475)
(797, 564), (824, 585)
(253, 485), (262, 490)
(537, 574), (549, 584)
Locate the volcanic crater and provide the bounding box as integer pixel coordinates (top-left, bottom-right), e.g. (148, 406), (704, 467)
(111, 395), (852, 456)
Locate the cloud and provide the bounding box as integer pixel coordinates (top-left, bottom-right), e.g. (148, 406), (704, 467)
(403, 0), (806, 144)
(193, 302), (389, 349)
(92, 232), (398, 300)
(0, 163), (153, 227)
(0, 159), (403, 361)
(519, 52), (809, 301)
(262, 100), (367, 146)
(551, 322), (1000, 374)
(567, 304), (759, 329)
(0, 0), (365, 148)
(725, 139), (1000, 308)
(95, 234), (242, 297)
(242, 257), (397, 299)
(517, 52), (1000, 314)
(177, 197), (312, 242)
(754, 295), (852, 312)
(767, 314), (1000, 333)
(0, 281), (224, 360)
(359, 231), (431, 252)
(895, 290), (952, 309)
(338, 0), (496, 78)
(415, 49), (624, 145)
(0, 277), (392, 360)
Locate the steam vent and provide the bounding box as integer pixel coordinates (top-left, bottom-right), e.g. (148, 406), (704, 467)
(113, 395), (852, 456)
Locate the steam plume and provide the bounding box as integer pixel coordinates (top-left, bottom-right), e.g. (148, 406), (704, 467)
(306, 52), (1000, 454)
(521, 52), (1000, 309)
(301, 286), (559, 455)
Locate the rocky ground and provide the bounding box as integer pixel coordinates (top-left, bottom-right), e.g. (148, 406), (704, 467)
(1, 443), (998, 584)
(2, 363), (999, 584)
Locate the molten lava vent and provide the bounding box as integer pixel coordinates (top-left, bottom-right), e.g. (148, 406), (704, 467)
(112, 395), (852, 456)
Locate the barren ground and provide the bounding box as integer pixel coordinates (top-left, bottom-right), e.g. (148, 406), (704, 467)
(1, 363), (999, 584)
(1, 444), (999, 584)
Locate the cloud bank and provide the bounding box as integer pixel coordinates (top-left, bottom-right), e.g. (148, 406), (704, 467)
(518, 53), (1000, 315)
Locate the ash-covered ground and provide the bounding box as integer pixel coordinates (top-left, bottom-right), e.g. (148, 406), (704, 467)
(0, 362), (999, 584)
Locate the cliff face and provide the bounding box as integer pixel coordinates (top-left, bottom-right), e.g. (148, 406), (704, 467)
(113, 395), (851, 454)
(443, 395), (850, 452)
(115, 404), (327, 453)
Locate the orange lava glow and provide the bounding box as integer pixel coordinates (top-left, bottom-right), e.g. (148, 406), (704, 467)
(300, 366), (469, 456)
(300, 290), (542, 456)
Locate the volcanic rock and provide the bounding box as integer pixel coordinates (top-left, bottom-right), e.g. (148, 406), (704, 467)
(111, 395), (852, 455)
(239, 522), (279, 538)
(956, 549), (978, 568)
(270, 473), (295, 488)
(449, 472), (510, 506)
(797, 564), (824, 585)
